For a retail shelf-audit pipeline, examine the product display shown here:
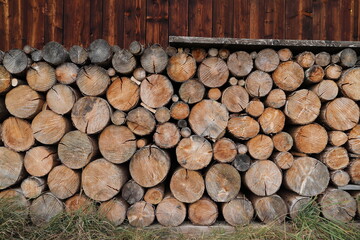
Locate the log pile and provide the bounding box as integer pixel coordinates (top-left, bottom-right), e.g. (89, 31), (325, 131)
(0, 40), (359, 227)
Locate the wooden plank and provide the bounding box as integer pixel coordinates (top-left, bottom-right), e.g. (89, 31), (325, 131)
(326, 0), (341, 40)
(353, 0), (359, 40)
(103, 0), (125, 47)
(340, 0), (354, 41)
(146, 0), (169, 46)
(124, 0), (146, 48)
(90, 0), (103, 42)
(169, 0), (188, 37)
(249, 0), (263, 39)
(286, 0), (313, 40)
(212, 0), (233, 37)
(0, 0), (10, 51)
(26, 0), (45, 49)
(63, 0), (91, 48)
(44, 0), (64, 44)
(9, 0), (25, 49)
(312, 0), (326, 40)
(233, 0), (250, 38)
(301, 0), (313, 39)
(272, 0), (286, 39)
(189, 0), (212, 37)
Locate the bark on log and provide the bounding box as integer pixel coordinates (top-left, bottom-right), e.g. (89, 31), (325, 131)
(272, 132), (293, 152)
(320, 146), (349, 170)
(348, 125), (360, 154)
(30, 193), (64, 225)
(170, 101), (190, 120)
(285, 89), (321, 125)
(330, 170), (350, 187)
(69, 45), (88, 65)
(310, 80), (338, 102)
(170, 168), (205, 203)
(76, 65), (110, 96)
(121, 179), (145, 205)
(272, 61), (304, 91)
(247, 134), (274, 160)
(296, 51), (315, 68)
(155, 107), (171, 123)
(189, 100), (229, 141)
(167, 53), (196, 82)
(291, 124), (328, 154)
(188, 197), (218, 226)
(58, 130), (97, 169)
(305, 65), (324, 83)
(98, 197), (128, 226)
(47, 165), (80, 199)
(140, 74), (173, 108)
(155, 194), (186, 227)
(348, 159), (360, 184)
(245, 160), (282, 196)
(265, 88), (286, 108)
(219, 48), (230, 60)
(278, 190), (312, 219)
(213, 137), (237, 163)
(127, 201), (155, 227)
(285, 157), (329, 196)
(46, 84), (79, 115)
(250, 194), (287, 223)
(65, 194), (92, 213)
(176, 135), (212, 170)
(258, 107), (285, 134)
(2, 117), (34, 152)
(0, 66), (11, 94)
(20, 177), (46, 199)
(71, 96), (111, 134)
(111, 110), (126, 126)
(126, 107), (156, 136)
(325, 64), (342, 80)
(205, 163), (241, 202)
(5, 85), (44, 119)
(82, 158), (128, 201)
(141, 44), (168, 73)
(153, 122), (180, 149)
(24, 146), (57, 177)
(227, 51), (253, 77)
(254, 48), (279, 72)
(130, 146), (170, 188)
(321, 97), (359, 131)
(55, 62), (79, 85)
(112, 49), (136, 74)
(222, 194), (254, 226)
(88, 39), (112, 65)
(0, 147), (24, 189)
(246, 99), (264, 117)
(228, 115), (259, 140)
(272, 151), (294, 170)
(191, 48), (207, 63)
(339, 48), (357, 67)
(99, 125), (136, 164)
(232, 154), (251, 172)
(178, 79), (205, 104)
(42, 41), (68, 65)
(198, 57), (229, 87)
(245, 70), (273, 97)
(277, 48), (292, 62)
(3, 49), (29, 74)
(338, 68), (360, 101)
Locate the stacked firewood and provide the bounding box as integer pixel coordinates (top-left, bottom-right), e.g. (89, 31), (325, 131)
(0, 40), (359, 227)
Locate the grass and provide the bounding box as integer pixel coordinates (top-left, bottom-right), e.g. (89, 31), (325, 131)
(0, 197), (359, 240)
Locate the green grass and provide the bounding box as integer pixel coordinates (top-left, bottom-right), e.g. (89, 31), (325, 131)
(0, 197), (359, 240)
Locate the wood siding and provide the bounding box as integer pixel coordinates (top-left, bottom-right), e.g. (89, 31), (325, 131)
(0, 0), (359, 50)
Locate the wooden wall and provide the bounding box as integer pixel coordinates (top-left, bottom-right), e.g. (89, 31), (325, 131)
(0, 0), (359, 51)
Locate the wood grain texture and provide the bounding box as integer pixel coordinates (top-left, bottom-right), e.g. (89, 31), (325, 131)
(103, 0), (124, 46)
(169, 0), (188, 36)
(189, 0), (212, 37)
(44, 0), (63, 43)
(124, 0), (146, 48)
(146, 0), (168, 46)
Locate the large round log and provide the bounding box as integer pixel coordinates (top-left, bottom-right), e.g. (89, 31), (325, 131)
(222, 194), (254, 226)
(99, 125), (136, 164)
(126, 107), (156, 136)
(106, 77), (139, 111)
(319, 189), (356, 222)
(5, 85), (44, 119)
(265, 88), (286, 109)
(55, 63), (79, 85)
(310, 79), (338, 102)
(227, 51), (253, 77)
(26, 62), (56, 92)
(178, 79), (205, 104)
(21, 177), (46, 199)
(127, 201), (155, 227)
(338, 68), (360, 101)
(213, 138), (237, 163)
(348, 125), (360, 154)
(141, 44), (168, 73)
(247, 134), (274, 160)
(82, 158), (128, 201)
(46, 84), (79, 115)
(47, 165), (80, 200)
(290, 124), (328, 154)
(0, 66), (11, 94)
(284, 89), (321, 125)
(156, 194), (186, 227)
(254, 48), (279, 72)
(3, 49), (29, 74)
(88, 39), (112, 65)
(176, 135), (212, 170)
(130, 146), (170, 188)
(221, 85), (249, 113)
(228, 115), (259, 140)
(205, 163), (241, 202)
(188, 197), (218, 226)
(320, 146), (349, 170)
(69, 45), (88, 65)
(140, 74), (173, 108)
(42, 41), (68, 65)
(71, 96), (111, 134)
(245, 70), (273, 97)
(112, 49), (136, 74)
(2, 117), (34, 152)
(258, 107), (285, 134)
(99, 197), (128, 226)
(250, 194), (287, 223)
(321, 98), (359, 131)
(245, 160), (282, 196)
(24, 146), (57, 177)
(189, 100), (228, 141)
(121, 179), (145, 205)
(278, 190), (312, 220)
(167, 53), (196, 82)
(170, 168), (205, 203)
(30, 193), (64, 225)
(76, 65), (110, 96)
(272, 132), (293, 152)
(272, 61), (304, 91)
(31, 110), (71, 145)
(0, 147), (24, 189)
(198, 57), (229, 87)
(153, 122), (181, 149)
(58, 130), (97, 169)
(285, 157), (329, 196)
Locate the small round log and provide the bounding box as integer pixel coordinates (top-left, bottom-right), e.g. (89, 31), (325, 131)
(188, 197), (218, 226)
(305, 65), (324, 83)
(328, 131), (348, 147)
(227, 51), (253, 77)
(245, 160), (282, 196)
(191, 48), (207, 62)
(129, 41), (144, 55)
(245, 70), (273, 97)
(278, 190), (312, 220)
(178, 79), (205, 104)
(153, 122), (180, 149)
(325, 64), (342, 80)
(98, 197), (128, 226)
(170, 101), (190, 120)
(121, 179), (145, 205)
(127, 201), (155, 227)
(320, 146), (349, 170)
(99, 125), (136, 164)
(133, 67), (146, 81)
(348, 159), (360, 184)
(58, 130), (97, 169)
(213, 138), (237, 163)
(0, 147), (24, 190)
(310, 79), (338, 102)
(176, 135), (212, 170)
(112, 49), (136, 74)
(246, 99), (264, 117)
(24, 146), (57, 177)
(250, 194), (287, 223)
(71, 96), (111, 134)
(258, 107), (285, 134)
(167, 53), (196, 82)
(69, 45), (88, 65)
(2, 117), (34, 152)
(198, 57), (229, 87)
(111, 110), (126, 125)
(65, 194), (92, 213)
(205, 163), (241, 202)
(348, 125), (360, 154)
(296, 51), (315, 68)
(3, 49), (29, 74)
(47, 165), (80, 200)
(247, 134), (274, 160)
(219, 48), (230, 60)
(42, 41), (68, 65)
(330, 170), (350, 187)
(140, 74), (173, 108)
(291, 124), (328, 154)
(31, 50), (43, 62)
(254, 48), (280, 72)
(338, 68), (360, 101)
(46, 84), (78, 115)
(277, 48), (292, 61)
(272, 61), (304, 91)
(315, 52), (331, 66)
(0, 66), (11, 94)
(55, 62), (79, 84)
(180, 127), (192, 138)
(126, 107), (156, 136)
(272, 151), (294, 170)
(285, 157), (329, 196)
(144, 184), (165, 205)
(30, 193), (64, 225)
(272, 132), (293, 152)
(76, 65), (110, 96)
(232, 154), (251, 172)
(265, 88), (286, 108)
(207, 88), (222, 101)
(141, 44), (168, 73)
(208, 48), (218, 57)
(228, 115), (259, 140)
(82, 158), (128, 201)
(156, 194), (186, 227)
(130, 146), (170, 188)
(21, 177), (46, 199)
(88, 39), (112, 65)
(155, 107), (171, 123)
(222, 194), (254, 226)
(221, 85), (249, 113)
(339, 48), (357, 67)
